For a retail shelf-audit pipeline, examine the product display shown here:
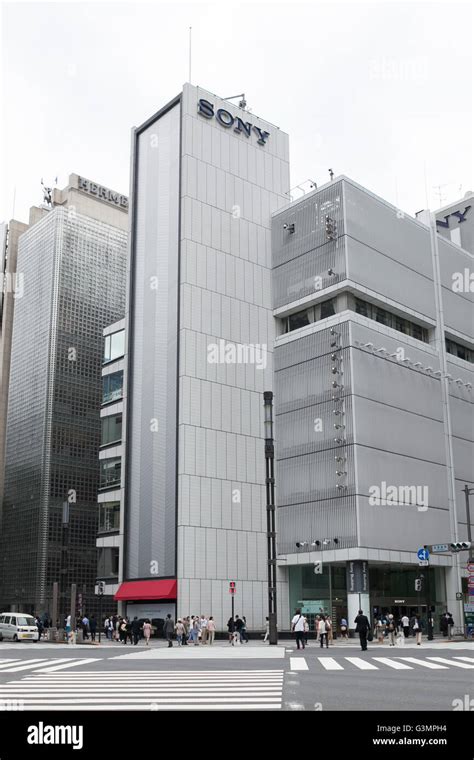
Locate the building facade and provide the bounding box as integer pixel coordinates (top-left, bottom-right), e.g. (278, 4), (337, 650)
(0, 175), (127, 618)
(271, 176), (473, 631)
(117, 84), (290, 628)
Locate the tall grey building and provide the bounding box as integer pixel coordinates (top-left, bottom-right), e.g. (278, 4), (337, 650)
(116, 84), (290, 627)
(272, 176), (473, 630)
(0, 174), (127, 617)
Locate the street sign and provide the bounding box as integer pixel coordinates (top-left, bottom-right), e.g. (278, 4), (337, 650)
(468, 578), (474, 588)
(430, 544), (449, 553)
(456, 592), (463, 600)
(418, 560), (429, 567)
(417, 548), (429, 561)
(468, 563), (474, 573)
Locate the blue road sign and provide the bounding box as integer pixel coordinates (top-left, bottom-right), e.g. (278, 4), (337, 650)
(417, 547), (430, 561)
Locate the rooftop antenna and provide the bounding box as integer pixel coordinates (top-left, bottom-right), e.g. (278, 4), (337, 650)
(224, 93), (247, 110)
(188, 26), (192, 83)
(432, 183), (449, 208)
(329, 168), (334, 181)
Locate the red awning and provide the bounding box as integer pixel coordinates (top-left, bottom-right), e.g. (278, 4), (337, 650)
(114, 579), (177, 602)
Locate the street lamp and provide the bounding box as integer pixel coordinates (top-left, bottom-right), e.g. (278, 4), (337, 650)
(263, 391), (278, 645)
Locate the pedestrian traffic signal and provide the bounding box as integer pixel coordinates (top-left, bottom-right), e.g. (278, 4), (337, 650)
(229, 581), (236, 595)
(450, 542), (471, 552)
(415, 578), (423, 591)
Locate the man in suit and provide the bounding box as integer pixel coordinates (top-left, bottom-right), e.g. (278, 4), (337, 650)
(354, 609), (371, 651)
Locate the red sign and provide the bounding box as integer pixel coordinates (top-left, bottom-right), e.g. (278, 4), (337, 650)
(468, 563), (474, 573)
(468, 578), (474, 588)
(229, 581), (236, 594)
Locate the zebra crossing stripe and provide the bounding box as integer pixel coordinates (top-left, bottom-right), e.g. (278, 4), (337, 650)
(344, 657), (378, 670)
(290, 657), (308, 671)
(318, 657), (344, 670)
(0, 659), (49, 672)
(372, 657), (413, 670)
(0, 659), (21, 668)
(453, 656), (474, 663)
(426, 657), (474, 669)
(399, 657), (448, 669)
(36, 658), (99, 672)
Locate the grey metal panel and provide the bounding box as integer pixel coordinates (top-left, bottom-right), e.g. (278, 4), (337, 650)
(126, 101), (181, 579)
(273, 239), (346, 308)
(358, 495), (450, 552)
(277, 496), (358, 554)
(272, 181), (344, 268)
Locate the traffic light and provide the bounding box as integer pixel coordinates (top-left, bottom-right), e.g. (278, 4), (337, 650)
(415, 578), (423, 591)
(450, 542), (472, 552)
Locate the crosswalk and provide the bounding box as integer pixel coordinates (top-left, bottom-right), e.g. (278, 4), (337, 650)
(0, 657), (100, 674)
(0, 670), (284, 710)
(290, 655), (474, 672)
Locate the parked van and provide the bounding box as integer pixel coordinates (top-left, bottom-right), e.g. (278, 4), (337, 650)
(0, 613), (39, 642)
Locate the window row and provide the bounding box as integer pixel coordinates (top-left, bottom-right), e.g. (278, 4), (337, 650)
(103, 330), (125, 363)
(99, 457), (121, 489)
(281, 299), (336, 334)
(354, 298), (429, 343)
(101, 414), (122, 446)
(446, 338), (474, 364)
(102, 370), (123, 404)
(98, 501), (120, 533)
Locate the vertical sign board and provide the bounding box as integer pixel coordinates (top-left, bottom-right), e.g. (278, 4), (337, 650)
(346, 561), (369, 593)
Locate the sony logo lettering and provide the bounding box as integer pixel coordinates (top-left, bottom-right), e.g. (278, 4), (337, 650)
(197, 99), (270, 146)
(436, 205), (471, 229)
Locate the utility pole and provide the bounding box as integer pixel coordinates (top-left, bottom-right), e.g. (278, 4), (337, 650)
(263, 391), (278, 644)
(463, 485), (474, 562)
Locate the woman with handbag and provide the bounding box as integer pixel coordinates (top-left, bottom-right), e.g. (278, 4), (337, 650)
(340, 617), (348, 639)
(318, 615), (329, 648)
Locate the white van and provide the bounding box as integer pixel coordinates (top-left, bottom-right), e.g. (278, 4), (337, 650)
(0, 613), (39, 642)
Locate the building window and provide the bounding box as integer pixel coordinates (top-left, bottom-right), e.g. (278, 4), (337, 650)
(102, 371), (123, 404)
(101, 415), (122, 446)
(98, 501), (120, 533)
(97, 547), (119, 578)
(446, 338), (474, 364)
(288, 310), (311, 331)
(104, 330), (125, 363)
(320, 298), (336, 319)
(352, 297), (429, 343)
(99, 457), (121, 489)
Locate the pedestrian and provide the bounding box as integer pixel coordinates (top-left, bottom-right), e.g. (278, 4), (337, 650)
(142, 619), (152, 645)
(376, 617), (385, 644)
(447, 612), (455, 640)
(263, 616), (270, 643)
(227, 616), (236, 645)
(241, 616), (249, 643)
(291, 608), (305, 650)
(191, 614), (201, 645)
(82, 614), (89, 640)
(115, 616), (122, 642)
(401, 613), (410, 638)
(318, 615), (329, 648)
(108, 618), (114, 640)
(131, 616), (141, 645)
(235, 615), (244, 643)
(386, 614), (396, 646)
(440, 613), (448, 637)
(35, 615), (44, 640)
(104, 617), (110, 639)
(303, 616), (309, 646)
(182, 616), (189, 645)
(163, 613), (175, 647)
(65, 614), (72, 643)
(175, 619), (185, 645)
(200, 615), (209, 644)
(327, 615), (333, 645)
(410, 614), (423, 645)
(89, 615), (97, 642)
(340, 617), (348, 639)
(208, 616), (216, 645)
(119, 618), (128, 644)
(354, 609), (371, 651)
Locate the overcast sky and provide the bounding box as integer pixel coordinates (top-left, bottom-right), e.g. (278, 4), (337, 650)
(1, 0), (472, 223)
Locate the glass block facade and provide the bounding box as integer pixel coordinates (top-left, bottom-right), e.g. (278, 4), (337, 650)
(0, 205), (126, 617)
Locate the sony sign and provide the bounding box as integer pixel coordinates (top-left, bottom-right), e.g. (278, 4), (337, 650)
(77, 176), (128, 209)
(197, 99), (270, 146)
(436, 205), (471, 229)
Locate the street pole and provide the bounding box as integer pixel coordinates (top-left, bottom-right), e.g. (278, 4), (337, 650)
(231, 593), (234, 623)
(263, 391), (278, 645)
(464, 485), (473, 562)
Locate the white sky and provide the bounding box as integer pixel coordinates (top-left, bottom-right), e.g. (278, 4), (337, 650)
(1, 0), (472, 223)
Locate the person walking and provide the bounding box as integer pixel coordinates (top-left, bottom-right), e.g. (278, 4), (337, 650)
(263, 617), (270, 643)
(142, 619), (152, 645)
(89, 615), (97, 642)
(163, 614), (175, 647)
(200, 615), (209, 644)
(440, 613), (448, 637)
(291, 608), (305, 650)
(208, 616), (216, 645)
(234, 615), (244, 643)
(191, 615), (201, 645)
(318, 615), (329, 648)
(131, 617), (141, 645)
(354, 609), (370, 651)
(340, 617), (348, 639)
(303, 616), (309, 646)
(181, 616), (189, 645)
(119, 618), (128, 644)
(241, 616), (249, 643)
(401, 613), (410, 639)
(386, 614), (396, 646)
(446, 612), (455, 640)
(115, 616), (122, 642)
(376, 617), (385, 644)
(410, 614), (423, 645)
(175, 619), (185, 645)
(327, 615), (333, 645)
(227, 616), (236, 645)
(82, 615), (89, 640)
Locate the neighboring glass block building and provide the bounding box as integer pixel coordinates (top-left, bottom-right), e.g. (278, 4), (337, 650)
(0, 175), (127, 618)
(272, 176), (473, 632)
(96, 320), (125, 606)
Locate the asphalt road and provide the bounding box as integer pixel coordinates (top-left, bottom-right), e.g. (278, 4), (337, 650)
(0, 639), (472, 712)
